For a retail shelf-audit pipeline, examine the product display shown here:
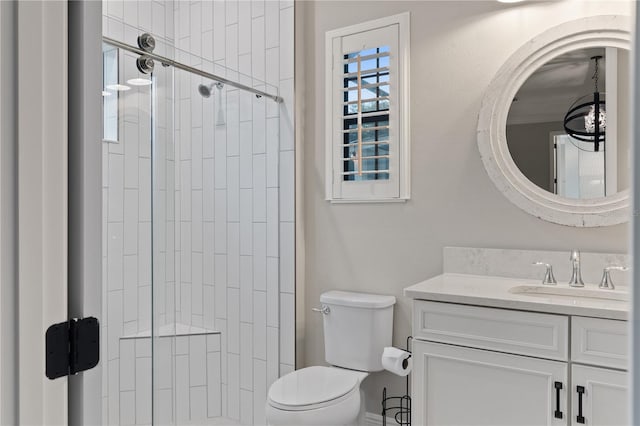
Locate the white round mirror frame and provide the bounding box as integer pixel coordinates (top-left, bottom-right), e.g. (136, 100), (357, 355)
(477, 15), (631, 227)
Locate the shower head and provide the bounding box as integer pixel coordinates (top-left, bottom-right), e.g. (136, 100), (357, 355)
(197, 81), (226, 126)
(198, 83), (214, 98)
(198, 81), (224, 98)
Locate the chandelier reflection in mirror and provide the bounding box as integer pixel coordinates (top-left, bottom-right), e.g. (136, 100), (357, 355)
(584, 101), (606, 133)
(563, 56), (606, 152)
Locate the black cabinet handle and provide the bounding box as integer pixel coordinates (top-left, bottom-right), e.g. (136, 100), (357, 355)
(554, 381), (563, 419)
(577, 385), (585, 424)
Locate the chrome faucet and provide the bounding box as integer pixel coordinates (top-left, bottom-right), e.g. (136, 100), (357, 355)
(568, 250), (584, 287)
(599, 266), (629, 290)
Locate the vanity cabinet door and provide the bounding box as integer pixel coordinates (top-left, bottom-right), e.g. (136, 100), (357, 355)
(412, 339), (568, 426)
(571, 365), (628, 426)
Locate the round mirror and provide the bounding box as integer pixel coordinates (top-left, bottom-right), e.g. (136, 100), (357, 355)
(478, 15), (631, 227)
(506, 46), (630, 200)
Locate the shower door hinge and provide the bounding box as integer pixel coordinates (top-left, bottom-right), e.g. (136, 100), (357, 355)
(45, 317), (100, 380)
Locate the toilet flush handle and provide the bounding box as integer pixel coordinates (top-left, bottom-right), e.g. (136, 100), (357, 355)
(312, 305), (330, 315)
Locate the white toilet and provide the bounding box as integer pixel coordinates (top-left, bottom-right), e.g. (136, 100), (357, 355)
(265, 290), (396, 426)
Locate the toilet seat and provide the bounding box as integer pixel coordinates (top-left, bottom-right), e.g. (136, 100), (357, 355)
(267, 366), (368, 411)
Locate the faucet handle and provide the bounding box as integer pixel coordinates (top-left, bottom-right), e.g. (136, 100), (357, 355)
(599, 266), (629, 290)
(533, 262), (557, 285)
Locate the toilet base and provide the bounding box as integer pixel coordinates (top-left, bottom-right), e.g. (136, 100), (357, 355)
(265, 389), (365, 426)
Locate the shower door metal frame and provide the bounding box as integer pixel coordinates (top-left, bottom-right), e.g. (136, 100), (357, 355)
(102, 36), (284, 104)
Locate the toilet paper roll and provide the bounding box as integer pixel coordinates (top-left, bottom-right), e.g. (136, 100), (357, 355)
(381, 346), (412, 377)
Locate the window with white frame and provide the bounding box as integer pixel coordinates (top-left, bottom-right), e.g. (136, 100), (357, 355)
(325, 13), (410, 202)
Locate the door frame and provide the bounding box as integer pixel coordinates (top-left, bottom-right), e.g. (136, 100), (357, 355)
(16, 1), (69, 424)
(0, 1), (17, 423)
(632, 8), (640, 426)
(68, 1), (103, 425)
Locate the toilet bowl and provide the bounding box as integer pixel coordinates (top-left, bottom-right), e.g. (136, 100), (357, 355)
(265, 366), (369, 426)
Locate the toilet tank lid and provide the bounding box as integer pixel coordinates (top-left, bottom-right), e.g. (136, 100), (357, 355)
(320, 291), (396, 309)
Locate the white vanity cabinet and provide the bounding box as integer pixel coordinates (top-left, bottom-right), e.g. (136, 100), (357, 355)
(571, 365), (627, 426)
(413, 339), (568, 426)
(411, 301), (628, 426)
(570, 317), (629, 426)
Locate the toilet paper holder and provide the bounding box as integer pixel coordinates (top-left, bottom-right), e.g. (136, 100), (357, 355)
(381, 336), (412, 426)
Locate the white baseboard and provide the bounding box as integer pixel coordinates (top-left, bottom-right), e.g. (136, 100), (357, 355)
(363, 412), (397, 426)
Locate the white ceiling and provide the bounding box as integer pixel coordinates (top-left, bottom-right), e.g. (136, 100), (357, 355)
(507, 47), (606, 125)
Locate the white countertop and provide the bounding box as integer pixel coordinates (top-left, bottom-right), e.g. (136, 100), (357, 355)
(404, 273), (629, 320)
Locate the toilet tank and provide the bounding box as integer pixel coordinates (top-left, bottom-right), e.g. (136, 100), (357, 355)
(320, 290), (396, 372)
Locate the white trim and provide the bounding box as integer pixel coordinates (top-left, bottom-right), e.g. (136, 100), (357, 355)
(0, 4), (3, 419)
(549, 132), (560, 194)
(17, 1), (68, 423)
(295, 2), (307, 371)
(398, 12), (411, 201)
(631, 7), (640, 425)
(477, 15), (631, 227)
(0, 3), (3, 419)
(325, 13), (410, 41)
(325, 28), (334, 200)
(330, 198), (407, 204)
(325, 12), (411, 202)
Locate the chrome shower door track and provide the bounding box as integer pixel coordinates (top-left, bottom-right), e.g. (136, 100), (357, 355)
(102, 36), (283, 103)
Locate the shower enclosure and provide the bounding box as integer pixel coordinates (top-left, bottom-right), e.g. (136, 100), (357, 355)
(100, 1), (295, 424)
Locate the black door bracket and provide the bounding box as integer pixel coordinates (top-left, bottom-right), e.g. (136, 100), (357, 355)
(46, 317), (99, 380)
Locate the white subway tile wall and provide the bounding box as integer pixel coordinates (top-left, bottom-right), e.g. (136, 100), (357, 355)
(102, 0), (295, 424)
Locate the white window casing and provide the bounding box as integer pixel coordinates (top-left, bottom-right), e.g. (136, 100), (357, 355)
(325, 13), (410, 202)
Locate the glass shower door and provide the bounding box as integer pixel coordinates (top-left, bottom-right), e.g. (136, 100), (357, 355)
(102, 41), (155, 425)
(102, 38), (225, 426)
(150, 44), (178, 426)
(151, 61), (226, 426)
(159, 53), (284, 425)
(103, 33), (285, 425)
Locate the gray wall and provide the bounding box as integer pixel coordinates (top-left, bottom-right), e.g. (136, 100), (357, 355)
(0, 1), (17, 423)
(507, 121), (563, 192)
(296, 0), (633, 414)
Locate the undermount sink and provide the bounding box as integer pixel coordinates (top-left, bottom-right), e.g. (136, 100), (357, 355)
(509, 285), (629, 302)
